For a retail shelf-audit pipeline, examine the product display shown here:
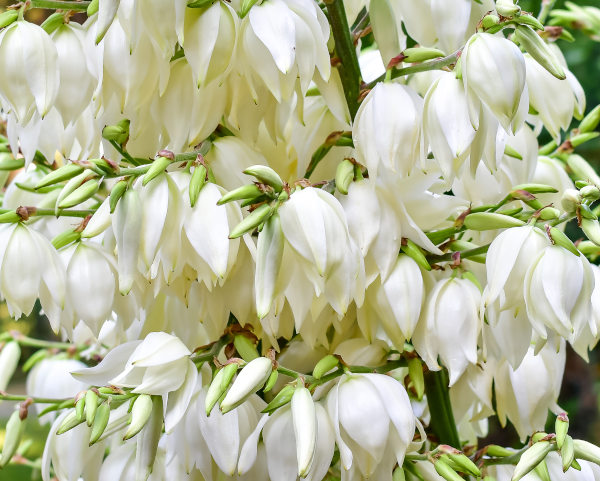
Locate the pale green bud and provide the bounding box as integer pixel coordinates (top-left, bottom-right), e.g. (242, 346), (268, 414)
(142, 156), (171, 186)
(263, 370), (278, 393)
(482, 14), (501, 29)
(312, 355), (339, 380)
(512, 14), (545, 30)
(89, 401), (110, 445)
(402, 47), (445, 63)
(102, 119), (130, 145)
(0, 153), (24, 171)
(220, 357), (273, 413)
(243, 165), (283, 192)
(579, 105), (600, 133)
(109, 180), (128, 214)
(581, 218), (600, 246)
(87, 0), (99, 15)
(22, 349), (48, 372)
(234, 335), (259, 362)
(573, 439), (600, 466)
(570, 132), (600, 148)
(504, 145), (523, 160)
(0, 341), (20, 391)
(549, 227), (580, 257)
(0, 410), (24, 467)
(229, 204), (272, 239)
(335, 159), (354, 195)
(41, 12), (65, 34)
(464, 212), (525, 230)
(57, 409), (85, 435)
(401, 240), (432, 271)
(562, 435), (575, 472)
(189, 164), (207, 207)
(239, 0), (260, 17)
(407, 357), (424, 401)
(514, 25), (566, 80)
(218, 184), (263, 206)
(539, 207), (560, 220)
(496, 0), (521, 17)
(581, 185), (600, 201)
(445, 453), (481, 477)
(0, 211), (21, 224)
(51, 229), (81, 250)
(36, 163), (84, 189)
(124, 395), (153, 441)
(262, 384), (295, 414)
(561, 188), (582, 213)
(534, 460), (551, 481)
(567, 154), (600, 186)
(512, 441), (554, 481)
(291, 386), (316, 478)
(205, 363), (239, 416)
(0, 10), (18, 29)
(434, 458), (464, 481)
(58, 178), (100, 209)
(85, 390), (99, 426)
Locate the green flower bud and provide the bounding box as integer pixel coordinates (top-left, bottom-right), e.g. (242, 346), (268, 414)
(187, 0), (217, 6)
(407, 357), (424, 401)
(514, 25), (566, 80)
(240, 0), (260, 17)
(562, 435), (575, 472)
(124, 395), (153, 441)
(22, 349), (48, 372)
(402, 47), (445, 63)
(109, 179), (128, 213)
(401, 240), (432, 271)
(512, 14), (545, 31)
(482, 14), (501, 29)
(0, 410), (24, 467)
(561, 188), (582, 213)
(41, 12), (65, 34)
(445, 453), (481, 477)
(555, 412), (569, 449)
(263, 370), (278, 393)
(496, 0), (521, 17)
(58, 178), (100, 209)
(487, 445), (516, 457)
(189, 164), (208, 207)
(102, 119), (130, 145)
(51, 229), (81, 250)
(35, 163), (84, 190)
(570, 132), (600, 148)
(205, 363), (239, 416)
(220, 357), (273, 413)
(539, 207), (560, 220)
(89, 401), (110, 445)
(57, 409), (85, 435)
(234, 335), (259, 362)
(335, 159), (355, 195)
(504, 145), (523, 160)
(142, 156), (171, 186)
(580, 204), (597, 220)
(87, 0), (99, 15)
(549, 227), (580, 257)
(0, 10), (18, 29)
(262, 384), (295, 414)
(567, 154), (600, 186)
(512, 441), (553, 481)
(75, 393), (86, 422)
(312, 355), (340, 380)
(85, 390), (99, 427)
(579, 105), (600, 133)
(243, 165), (283, 192)
(573, 439), (600, 465)
(218, 184), (263, 206)
(581, 218), (600, 246)
(463, 212), (525, 231)
(0, 153), (24, 171)
(534, 459), (551, 481)
(434, 458), (464, 481)
(512, 183), (559, 194)
(229, 203), (272, 239)
(0, 211), (22, 224)
(393, 466), (406, 481)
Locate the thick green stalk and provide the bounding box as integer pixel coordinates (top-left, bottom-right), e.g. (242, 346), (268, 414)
(424, 368), (460, 448)
(325, 0), (361, 119)
(29, 0), (90, 10)
(538, 0), (557, 24)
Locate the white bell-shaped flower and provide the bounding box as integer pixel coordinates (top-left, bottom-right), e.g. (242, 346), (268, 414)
(413, 277), (481, 385)
(326, 373), (416, 478)
(463, 32), (528, 134)
(353, 82), (423, 179)
(0, 21), (59, 122)
(369, 0), (406, 66)
(524, 245), (595, 340)
(494, 341), (565, 441)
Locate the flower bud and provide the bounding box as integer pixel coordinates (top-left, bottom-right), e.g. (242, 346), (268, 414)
(0, 341), (20, 391)
(573, 439), (600, 465)
(496, 0), (521, 17)
(36, 163), (84, 190)
(86, 0), (98, 15)
(444, 452), (481, 477)
(0, 10), (17, 29)
(22, 349), (48, 372)
(124, 395), (153, 441)
(579, 104), (600, 133)
(101, 120), (130, 145)
(434, 458), (464, 481)
(401, 239), (432, 271)
(85, 390), (99, 427)
(403, 47), (445, 63)
(407, 357), (424, 401)
(263, 370), (278, 393)
(539, 207), (560, 220)
(0, 154), (24, 171)
(233, 335), (259, 362)
(51, 229), (81, 249)
(58, 178), (100, 209)
(581, 185), (600, 201)
(512, 441), (554, 481)
(135, 396), (163, 481)
(189, 164), (207, 207)
(514, 25), (566, 80)
(570, 132), (599, 148)
(567, 154), (600, 186)
(549, 227), (580, 257)
(243, 165), (283, 192)
(40, 12), (65, 35)
(56, 409), (85, 435)
(335, 159), (355, 195)
(561, 188), (582, 213)
(0, 410), (24, 467)
(205, 362), (239, 416)
(220, 357), (273, 413)
(109, 179), (128, 214)
(89, 401), (110, 445)
(255, 213), (284, 318)
(464, 212), (525, 231)
(561, 435), (575, 472)
(581, 218), (600, 246)
(229, 203), (272, 239)
(312, 354), (339, 380)
(218, 184), (263, 206)
(142, 156), (171, 186)
(482, 14), (501, 29)
(291, 386), (317, 477)
(262, 384), (295, 414)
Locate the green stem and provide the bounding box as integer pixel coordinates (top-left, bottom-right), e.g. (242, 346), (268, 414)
(31, 208), (94, 218)
(0, 393), (68, 404)
(325, 0), (361, 119)
(538, 0), (557, 24)
(367, 50), (461, 89)
(110, 141), (137, 166)
(29, 0), (90, 10)
(427, 244), (490, 264)
(424, 368), (460, 448)
(483, 446), (542, 466)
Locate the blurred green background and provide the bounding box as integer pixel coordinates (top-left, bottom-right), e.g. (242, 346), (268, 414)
(0, 0), (599, 479)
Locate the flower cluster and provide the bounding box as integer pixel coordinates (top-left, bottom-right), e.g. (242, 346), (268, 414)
(0, 0), (599, 480)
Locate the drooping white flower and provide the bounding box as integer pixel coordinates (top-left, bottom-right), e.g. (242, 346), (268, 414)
(494, 341), (565, 441)
(353, 82), (423, 179)
(326, 373), (416, 477)
(524, 245), (595, 340)
(413, 277), (481, 385)
(463, 32), (528, 134)
(369, 0), (406, 66)
(0, 21), (59, 123)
